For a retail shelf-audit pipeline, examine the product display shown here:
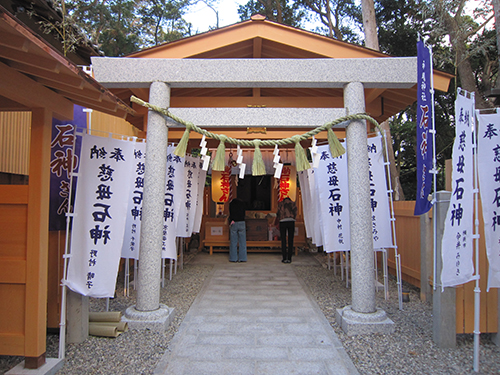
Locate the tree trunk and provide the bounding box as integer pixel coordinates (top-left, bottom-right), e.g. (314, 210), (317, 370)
(361, 0), (379, 50)
(360, 0), (403, 199)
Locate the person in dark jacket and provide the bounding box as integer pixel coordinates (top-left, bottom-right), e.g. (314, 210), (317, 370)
(228, 198), (247, 262)
(276, 197), (297, 263)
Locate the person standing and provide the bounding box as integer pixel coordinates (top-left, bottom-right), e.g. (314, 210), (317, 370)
(228, 198), (247, 262)
(277, 197), (297, 263)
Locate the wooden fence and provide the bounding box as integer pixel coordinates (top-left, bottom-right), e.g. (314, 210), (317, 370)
(392, 200), (498, 334)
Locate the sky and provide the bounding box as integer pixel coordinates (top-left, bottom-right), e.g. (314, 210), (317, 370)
(184, 0), (248, 34)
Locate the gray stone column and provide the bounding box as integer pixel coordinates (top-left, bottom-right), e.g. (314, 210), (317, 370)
(66, 290), (89, 343)
(123, 81), (175, 330)
(432, 191), (456, 348)
(344, 81), (376, 314)
(335, 82), (394, 335)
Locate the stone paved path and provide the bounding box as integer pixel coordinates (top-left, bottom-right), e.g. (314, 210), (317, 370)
(154, 253), (358, 375)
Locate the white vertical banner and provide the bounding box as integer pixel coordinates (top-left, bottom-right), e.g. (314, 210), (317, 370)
(162, 146), (184, 260)
(367, 135), (393, 249)
(67, 134), (134, 297)
(309, 169), (323, 247)
(298, 170), (314, 239)
(314, 145), (350, 252)
(121, 141), (146, 260)
(193, 158), (207, 233)
(187, 156), (200, 235)
(306, 168), (323, 247)
(441, 91), (475, 288)
(176, 155), (197, 238)
(477, 111), (500, 290)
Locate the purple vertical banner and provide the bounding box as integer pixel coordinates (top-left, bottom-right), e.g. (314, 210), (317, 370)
(49, 105), (86, 230)
(414, 40), (434, 215)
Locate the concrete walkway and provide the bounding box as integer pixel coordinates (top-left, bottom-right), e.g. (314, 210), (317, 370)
(154, 252), (358, 375)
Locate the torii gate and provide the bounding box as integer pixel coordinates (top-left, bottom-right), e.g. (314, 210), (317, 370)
(92, 57), (417, 334)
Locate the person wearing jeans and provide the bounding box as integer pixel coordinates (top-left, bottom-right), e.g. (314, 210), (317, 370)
(277, 197), (297, 263)
(229, 198), (247, 262)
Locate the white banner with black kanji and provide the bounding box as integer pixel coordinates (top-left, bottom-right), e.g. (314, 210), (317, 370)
(477, 111), (500, 291)
(121, 141), (146, 260)
(162, 146), (185, 259)
(367, 135), (393, 249)
(67, 134), (134, 297)
(441, 91), (475, 288)
(314, 145), (350, 252)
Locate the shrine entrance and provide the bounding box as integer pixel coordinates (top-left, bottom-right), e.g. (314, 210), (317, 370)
(91, 15), (451, 334)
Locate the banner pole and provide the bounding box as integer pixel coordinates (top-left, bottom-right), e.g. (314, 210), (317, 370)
(382, 129), (402, 309)
(58, 127), (83, 359)
(472, 102), (481, 372)
(429, 42), (438, 292)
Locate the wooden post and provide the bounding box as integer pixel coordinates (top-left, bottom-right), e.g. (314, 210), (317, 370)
(24, 108), (52, 368)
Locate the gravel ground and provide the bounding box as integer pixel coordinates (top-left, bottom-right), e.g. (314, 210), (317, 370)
(1, 251), (499, 374)
(299, 253), (500, 375)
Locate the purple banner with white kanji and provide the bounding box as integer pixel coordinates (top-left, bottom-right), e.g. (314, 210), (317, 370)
(67, 134), (134, 297)
(49, 105), (86, 230)
(414, 40), (434, 216)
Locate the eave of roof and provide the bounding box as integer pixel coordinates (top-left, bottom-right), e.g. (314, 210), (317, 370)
(0, 4), (135, 121)
(128, 17), (385, 59)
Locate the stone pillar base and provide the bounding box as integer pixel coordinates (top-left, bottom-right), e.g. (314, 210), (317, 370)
(123, 304), (175, 331)
(335, 305), (394, 336)
(6, 358), (64, 375)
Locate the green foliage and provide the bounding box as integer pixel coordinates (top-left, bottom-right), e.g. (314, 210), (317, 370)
(137, 0), (191, 46)
(298, 0), (362, 42)
(375, 0), (420, 56)
(237, 0), (306, 27)
(63, 0), (191, 56)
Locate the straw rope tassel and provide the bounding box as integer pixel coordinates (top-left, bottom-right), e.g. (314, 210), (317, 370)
(212, 136), (227, 171)
(327, 127), (346, 158)
(174, 125), (191, 157)
(252, 140), (266, 176)
(293, 136), (310, 172)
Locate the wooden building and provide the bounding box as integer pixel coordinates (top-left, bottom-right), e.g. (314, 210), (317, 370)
(0, 1), (134, 369)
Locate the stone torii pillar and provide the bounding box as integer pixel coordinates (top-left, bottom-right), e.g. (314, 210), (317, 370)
(123, 81), (175, 330)
(335, 82), (394, 335)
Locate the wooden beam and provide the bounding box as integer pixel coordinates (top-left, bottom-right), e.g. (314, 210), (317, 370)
(69, 97), (121, 116)
(253, 37), (262, 58)
(365, 88), (386, 104)
(0, 30), (30, 52)
(35, 77), (102, 101)
(9, 61), (85, 88)
(0, 61), (73, 120)
(25, 108), (52, 362)
(0, 45), (60, 73)
(130, 88), (149, 101)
